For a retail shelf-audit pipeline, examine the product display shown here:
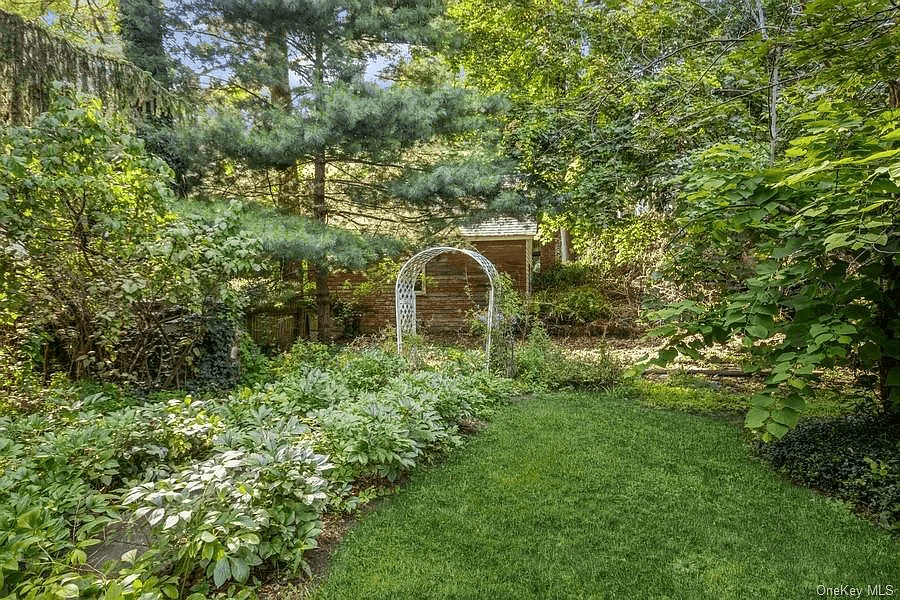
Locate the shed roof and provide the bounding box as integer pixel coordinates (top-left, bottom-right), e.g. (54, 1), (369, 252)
(459, 216), (538, 239)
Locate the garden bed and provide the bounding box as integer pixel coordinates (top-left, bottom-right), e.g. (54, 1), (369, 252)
(0, 343), (518, 599)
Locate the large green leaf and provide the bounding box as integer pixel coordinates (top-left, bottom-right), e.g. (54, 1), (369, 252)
(745, 407), (769, 429)
(213, 557), (232, 588)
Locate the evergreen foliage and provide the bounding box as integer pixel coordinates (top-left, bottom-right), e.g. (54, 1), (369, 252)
(118, 0), (171, 86)
(0, 7), (179, 125)
(169, 0), (527, 337)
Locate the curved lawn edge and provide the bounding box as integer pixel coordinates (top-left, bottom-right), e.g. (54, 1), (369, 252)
(313, 392), (900, 600)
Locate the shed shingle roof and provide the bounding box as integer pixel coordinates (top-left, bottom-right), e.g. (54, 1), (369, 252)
(459, 216), (538, 239)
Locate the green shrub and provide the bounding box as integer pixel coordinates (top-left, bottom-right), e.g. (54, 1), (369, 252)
(229, 367), (351, 421)
(0, 340), (516, 598)
(531, 263), (600, 290)
(275, 340), (338, 376)
(530, 286), (611, 325)
(334, 348), (407, 392)
(0, 338), (43, 415)
(312, 402), (425, 484)
(237, 333), (273, 387)
(389, 371), (477, 423)
(123, 443), (332, 591)
(515, 326), (621, 391)
(0, 388), (227, 598)
(0, 88), (261, 387)
(755, 412), (900, 529)
(190, 311), (241, 390)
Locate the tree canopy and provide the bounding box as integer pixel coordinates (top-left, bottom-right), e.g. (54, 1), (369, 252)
(4, 0), (900, 433)
(162, 0), (527, 336)
(444, 0), (900, 434)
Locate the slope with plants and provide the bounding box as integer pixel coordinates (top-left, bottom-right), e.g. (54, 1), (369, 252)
(0, 342), (518, 599)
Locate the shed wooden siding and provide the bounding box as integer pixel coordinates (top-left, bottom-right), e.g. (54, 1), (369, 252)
(331, 239), (532, 334)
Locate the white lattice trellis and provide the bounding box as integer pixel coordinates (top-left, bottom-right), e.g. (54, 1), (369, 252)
(395, 246), (500, 369)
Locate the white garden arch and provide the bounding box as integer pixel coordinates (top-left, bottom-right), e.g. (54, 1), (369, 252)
(395, 246), (500, 369)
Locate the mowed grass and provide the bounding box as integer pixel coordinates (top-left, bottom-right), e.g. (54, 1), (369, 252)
(315, 393), (900, 600)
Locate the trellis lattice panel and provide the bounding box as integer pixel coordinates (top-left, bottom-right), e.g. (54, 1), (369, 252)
(395, 246), (500, 368)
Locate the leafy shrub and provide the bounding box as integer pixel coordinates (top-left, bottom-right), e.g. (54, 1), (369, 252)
(530, 286), (611, 325)
(0, 88), (261, 388)
(189, 311), (240, 390)
(312, 402), (424, 483)
(222, 368), (351, 428)
(755, 412), (900, 529)
(275, 340), (338, 376)
(389, 371), (477, 423)
(237, 332), (273, 387)
(0, 341), (514, 598)
(334, 348), (407, 392)
(0, 388), (225, 599)
(532, 263), (601, 290)
(515, 326), (621, 391)
(0, 338), (43, 415)
(575, 216), (668, 278)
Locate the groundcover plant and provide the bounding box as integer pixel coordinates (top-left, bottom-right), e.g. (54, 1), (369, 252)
(0, 343), (516, 599)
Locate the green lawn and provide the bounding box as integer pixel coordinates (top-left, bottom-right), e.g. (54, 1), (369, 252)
(315, 392), (900, 600)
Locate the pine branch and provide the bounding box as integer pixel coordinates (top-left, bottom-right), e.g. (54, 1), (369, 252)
(329, 155), (407, 170)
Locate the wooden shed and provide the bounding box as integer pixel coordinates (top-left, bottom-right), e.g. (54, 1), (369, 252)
(330, 217), (540, 336)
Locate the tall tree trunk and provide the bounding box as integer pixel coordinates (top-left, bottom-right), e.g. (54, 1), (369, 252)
(880, 80), (900, 419)
(767, 47), (781, 164)
(312, 151), (331, 341)
(310, 38), (332, 341)
(751, 0), (780, 164)
(878, 256), (900, 420)
(266, 30), (298, 210)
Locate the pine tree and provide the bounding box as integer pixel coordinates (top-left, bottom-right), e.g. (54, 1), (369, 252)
(174, 0), (520, 339)
(119, 0), (171, 87)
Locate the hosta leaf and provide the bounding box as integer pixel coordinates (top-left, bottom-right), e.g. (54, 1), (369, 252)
(148, 507), (165, 526)
(213, 556), (231, 588)
(230, 557), (250, 583)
